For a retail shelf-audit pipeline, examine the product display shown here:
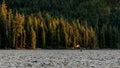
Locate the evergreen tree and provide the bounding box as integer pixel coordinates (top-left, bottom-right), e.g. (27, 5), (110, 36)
(7, 9), (13, 48)
(0, 1), (7, 48)
(0, 1), (119, 49)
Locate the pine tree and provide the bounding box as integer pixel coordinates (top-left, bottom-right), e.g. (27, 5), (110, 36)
(101, 24), (106, 48)
(7, 9), (13, 48)
(0, 1), (8, 48)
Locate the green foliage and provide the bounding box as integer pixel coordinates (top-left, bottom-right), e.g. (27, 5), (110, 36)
(0, 1), (119, 49)
(0, 0), (119, 26)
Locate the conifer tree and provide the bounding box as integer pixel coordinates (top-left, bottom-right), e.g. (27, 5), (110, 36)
(101, 24), (106, 48)
(0, 1), (8, 48)
(7, 9), (13, 48)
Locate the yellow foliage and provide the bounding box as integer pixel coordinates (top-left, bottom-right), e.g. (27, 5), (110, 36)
(28, 16), (33, 27)
(15, 12), (24, 34)
(42, 29), (46, 46)
(37, 12), (43, 22)
(0, 1), (7, 21)
(89, 27), (95, 38)
(7, 9), (13, 28)
(31, 28), (36, 49)
(84, 28), (89, 44)
(34, 17), (38, 31)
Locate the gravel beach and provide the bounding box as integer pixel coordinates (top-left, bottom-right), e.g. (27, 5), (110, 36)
(0, 50), (120, 68)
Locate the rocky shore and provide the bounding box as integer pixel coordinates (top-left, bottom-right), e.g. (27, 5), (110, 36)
(0, 50), (120, 68)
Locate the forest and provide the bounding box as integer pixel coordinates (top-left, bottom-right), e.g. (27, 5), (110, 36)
(0, 0), (120, 49)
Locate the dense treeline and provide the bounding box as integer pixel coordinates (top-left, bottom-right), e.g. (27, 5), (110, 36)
(0, 1), (120, 49)
(0, 0), (119, 26)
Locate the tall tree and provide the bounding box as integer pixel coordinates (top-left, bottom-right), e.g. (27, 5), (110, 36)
(31, 27), (36, 49)
(7, 9), (13, 48)
(13, 12), (25, 48)
(0, 1), (7, 48)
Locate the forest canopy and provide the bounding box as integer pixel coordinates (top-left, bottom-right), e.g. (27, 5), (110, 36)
(0, 0), (120, 49)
